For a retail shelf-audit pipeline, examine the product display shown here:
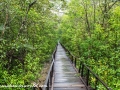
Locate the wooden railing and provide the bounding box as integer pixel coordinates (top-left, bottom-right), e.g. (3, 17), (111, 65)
(33, 43), (57, 90)
(42, 44), (57, 90)
(42, 61), (54, 90)
(61, 43), (111, 90)
(80, 63), (111, 90)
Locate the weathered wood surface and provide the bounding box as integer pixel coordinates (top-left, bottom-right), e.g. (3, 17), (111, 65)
(53, 43), (87, 90)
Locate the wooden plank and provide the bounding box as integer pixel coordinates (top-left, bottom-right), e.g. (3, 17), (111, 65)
(54, 87), (86, 90)
(54, 84), (85, 87)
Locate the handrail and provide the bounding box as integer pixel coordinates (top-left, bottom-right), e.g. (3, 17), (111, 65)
(42, 61), (54, 90)
(60, 43), (111, 90)
(80, 63), (111, 90)
(42, 43), (58, 90)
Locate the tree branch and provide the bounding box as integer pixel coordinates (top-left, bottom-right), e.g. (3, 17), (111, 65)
(27, 0), (37, 14)
(108, 1), (118, 11)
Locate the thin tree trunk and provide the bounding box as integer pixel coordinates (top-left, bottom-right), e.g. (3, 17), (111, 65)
(83, 1), (91, 36)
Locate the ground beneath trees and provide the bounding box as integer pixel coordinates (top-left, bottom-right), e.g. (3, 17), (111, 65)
(38, 62), (51, 85)
(32, 62), (51, 88)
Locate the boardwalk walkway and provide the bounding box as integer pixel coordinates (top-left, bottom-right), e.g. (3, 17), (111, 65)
(53, 43), (87, 90)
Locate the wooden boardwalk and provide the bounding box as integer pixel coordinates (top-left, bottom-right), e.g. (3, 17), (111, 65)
(53, 43), (87, 90)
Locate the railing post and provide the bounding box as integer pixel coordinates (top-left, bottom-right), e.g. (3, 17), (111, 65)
(81, 64), (84, 77)
(79, 66), (80, 73)
(75, 57), (76, 67)
(47, 79), (49, 90)
(49, 62), (54, 90)
(79, 61), (82, 73)
(50, 71), (52, 86)
(95, 78), (98, 90)
(39, 87), (42, 90)
(51, 63), (54, 84)
(86, 69), (90, 86)
(71, 55), (73, 64)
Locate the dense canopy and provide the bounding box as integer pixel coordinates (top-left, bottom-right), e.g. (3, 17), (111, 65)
(0, 0), (120, 90)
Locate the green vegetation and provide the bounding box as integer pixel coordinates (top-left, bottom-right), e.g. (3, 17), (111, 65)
(60, 0), (120, 90)
(0, 0), (120, 90)
(0, 0), (58, 89)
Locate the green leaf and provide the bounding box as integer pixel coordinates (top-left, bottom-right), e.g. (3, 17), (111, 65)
(0, 25), (5, 31)
(0, 24), (9, 31)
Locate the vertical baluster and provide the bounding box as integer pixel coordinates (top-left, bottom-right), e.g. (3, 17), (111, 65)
(38, 87), (42, 90)
(71, 55), (73, 64)
(95, 78), (98, 90)
(81, 64), (84, 77)
(50, 71), (52, 86)
(47, 79), (49, 90)
(86, 69), (90, 86)
(79, 61), (82, 73)
(79, 66), (80, 73)
(75, 57), (76, 67)
(51, 63), (54, 85)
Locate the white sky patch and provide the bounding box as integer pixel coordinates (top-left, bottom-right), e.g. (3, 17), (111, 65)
(49, 0), (70, 16)
(50, 9), (65, 16)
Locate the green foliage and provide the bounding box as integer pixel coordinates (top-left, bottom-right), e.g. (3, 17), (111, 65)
(0, 0), (58, 89)
(60, 0), (120, 89)
(1, 0), (120, 89)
